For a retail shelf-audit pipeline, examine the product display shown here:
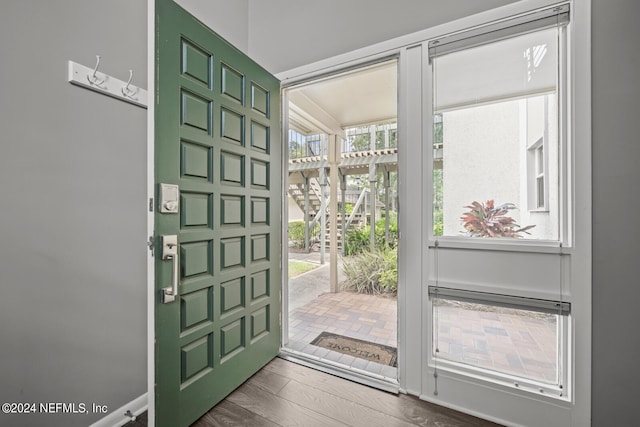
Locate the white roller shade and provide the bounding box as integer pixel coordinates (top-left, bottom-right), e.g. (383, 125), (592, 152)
(431, 4), (569, 112)
(428, 4), (569, 60)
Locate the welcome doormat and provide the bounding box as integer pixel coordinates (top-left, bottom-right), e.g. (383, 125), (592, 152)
(310, 332), (397, 367)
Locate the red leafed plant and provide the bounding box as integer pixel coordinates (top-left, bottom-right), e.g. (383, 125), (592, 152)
(460, 200), (535, 238)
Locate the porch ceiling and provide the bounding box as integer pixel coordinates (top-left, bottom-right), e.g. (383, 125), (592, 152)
(288, 60), (397, 136)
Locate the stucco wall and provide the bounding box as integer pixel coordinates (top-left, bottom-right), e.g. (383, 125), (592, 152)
(441, 96), (558, 239)
(442, 101), (522, 236)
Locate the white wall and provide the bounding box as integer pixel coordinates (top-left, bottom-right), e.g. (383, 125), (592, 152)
(288, 196), (305, 222)
(175, 0), (249, 52)
(591, 0), (640, 425)
(0, 1), (147, 426)
(247, 0), (520, 74)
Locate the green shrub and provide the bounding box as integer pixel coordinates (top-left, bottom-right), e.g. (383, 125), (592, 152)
(379, 248), (397, 292)
(288, 221), (319, 248)
(433, 208), (443, 236)
(345, 215), (398, 255)
(344, 225), (370, 255)
(341, 248), (397, 296)
(343, 203), (354, 215)
(374, 216), (398, 250)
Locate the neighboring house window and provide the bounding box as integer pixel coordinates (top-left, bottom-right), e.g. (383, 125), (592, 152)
(528, 137), (548, 211)
(536, 146), (545, 208)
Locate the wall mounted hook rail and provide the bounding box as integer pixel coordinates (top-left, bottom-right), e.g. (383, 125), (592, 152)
(68, 57), (147, 108)
(121, 69), (139, 99)
(86, 55), (106, 86)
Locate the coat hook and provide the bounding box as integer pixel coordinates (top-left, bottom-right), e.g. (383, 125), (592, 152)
(86, 55), (105, 86)
(121, 69), (138, 99)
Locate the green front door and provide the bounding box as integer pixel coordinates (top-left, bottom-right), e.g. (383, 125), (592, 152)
(154, 1), (281, 425)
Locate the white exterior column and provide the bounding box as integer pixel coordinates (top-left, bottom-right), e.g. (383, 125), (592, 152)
(329, 135), (340, 292)
(304, 175), (310, 253)
(319, 167), (327, 265)
(369, 164), (377, 251)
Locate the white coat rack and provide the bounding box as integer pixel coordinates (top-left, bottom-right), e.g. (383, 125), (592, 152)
(68, 55), (148, 108)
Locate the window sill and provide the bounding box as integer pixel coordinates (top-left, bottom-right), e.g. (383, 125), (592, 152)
(427, 237), (570, 254)
(427, 358), (569, 402)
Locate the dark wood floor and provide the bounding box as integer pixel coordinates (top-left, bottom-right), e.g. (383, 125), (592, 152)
(131, 357), (502, 426)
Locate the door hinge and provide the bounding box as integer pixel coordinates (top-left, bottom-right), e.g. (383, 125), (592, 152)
(147, 236), (154, 256)
(149, 197), (154, 212)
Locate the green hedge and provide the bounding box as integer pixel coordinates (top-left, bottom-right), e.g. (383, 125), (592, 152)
(344, 215), (398, 255)
(288, 221), (319, 248)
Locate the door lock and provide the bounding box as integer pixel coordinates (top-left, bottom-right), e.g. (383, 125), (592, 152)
(159, 183), (179, 213)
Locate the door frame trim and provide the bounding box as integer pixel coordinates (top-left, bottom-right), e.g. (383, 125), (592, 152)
(279, 349), (400, 393)
(279, 52), (407, 391)
(146, 0), (155, 425)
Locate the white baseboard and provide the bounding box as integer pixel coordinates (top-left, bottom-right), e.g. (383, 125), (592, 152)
(89, 393), (148, 427)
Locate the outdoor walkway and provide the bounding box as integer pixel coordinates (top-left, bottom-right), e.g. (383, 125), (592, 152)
(286, 250), (398, 379)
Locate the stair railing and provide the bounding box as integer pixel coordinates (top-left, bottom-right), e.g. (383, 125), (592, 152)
(345, 187), (368, 230)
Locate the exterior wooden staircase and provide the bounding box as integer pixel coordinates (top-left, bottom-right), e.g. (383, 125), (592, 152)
(287, 178), (322, 220)
(288, 179), (368, 253)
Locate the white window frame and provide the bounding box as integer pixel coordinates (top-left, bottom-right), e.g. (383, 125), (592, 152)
(422, 2), (590, 426)
(428, 9), (569, 250)
(427, 3), (572, 396)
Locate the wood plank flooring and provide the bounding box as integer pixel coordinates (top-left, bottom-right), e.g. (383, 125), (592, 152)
(189, 357), (502, 427)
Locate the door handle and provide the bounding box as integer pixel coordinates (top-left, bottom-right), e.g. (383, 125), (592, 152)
(161, 235), (179, 304)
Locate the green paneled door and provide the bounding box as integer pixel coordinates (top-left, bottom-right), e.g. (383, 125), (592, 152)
(154, 1), (281, 425)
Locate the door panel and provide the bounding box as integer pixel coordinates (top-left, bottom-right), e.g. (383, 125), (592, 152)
(155, 1), (281, 425)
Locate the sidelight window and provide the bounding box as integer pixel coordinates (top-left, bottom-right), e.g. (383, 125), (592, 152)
(431, 6), (568, 241)
(428, 4), (572, 400)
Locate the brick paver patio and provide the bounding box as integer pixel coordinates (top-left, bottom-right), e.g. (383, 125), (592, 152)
(285, 251), (558, 384)
(289, 292), (397, 347)
(435, 302), (558, 383)
(287, 291), (398, 378)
